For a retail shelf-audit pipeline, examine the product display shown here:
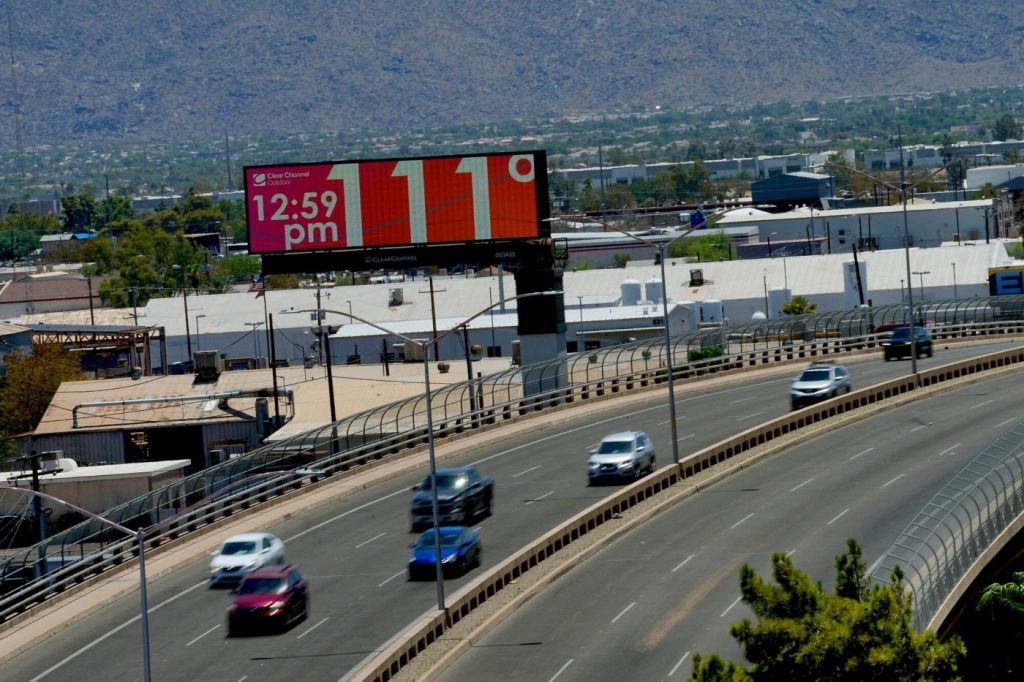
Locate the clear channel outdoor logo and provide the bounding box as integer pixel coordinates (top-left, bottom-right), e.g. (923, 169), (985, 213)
(252, 173), (267, 187)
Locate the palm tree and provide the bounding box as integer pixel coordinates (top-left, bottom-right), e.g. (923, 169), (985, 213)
(978, 572), (1024, 620)
(781, 295), (816, 315)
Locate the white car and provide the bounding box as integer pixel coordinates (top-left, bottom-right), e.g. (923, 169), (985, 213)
(209, 532), (285, 587)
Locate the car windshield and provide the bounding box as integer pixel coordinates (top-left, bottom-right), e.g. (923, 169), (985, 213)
(596, 440), (633, 454)
(798, 369), (831, 381)
(421, 473), (468, 490)
(890, 328), (919, 340)
(416, 530), (464, 548)
(237, 577), (287, 595)
(220, 541), (257, 556)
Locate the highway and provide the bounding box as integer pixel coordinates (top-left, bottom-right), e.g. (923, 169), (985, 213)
(434, 367), (1024, 681)
(5, 340), (1020, 682)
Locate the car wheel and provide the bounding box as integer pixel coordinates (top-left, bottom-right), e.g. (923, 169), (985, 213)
(648, 456), (656, 474)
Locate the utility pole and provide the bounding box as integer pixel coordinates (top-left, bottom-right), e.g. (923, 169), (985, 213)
(419, 275), (446, 361)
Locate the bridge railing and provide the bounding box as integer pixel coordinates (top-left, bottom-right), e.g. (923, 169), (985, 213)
(869, 420), (1024, 631)
(1, 297), (1023, 624)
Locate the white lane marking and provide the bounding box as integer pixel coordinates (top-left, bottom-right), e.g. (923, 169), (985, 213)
(827, 509), (850, 525)
(850, 447), (874, 460)
(237, 677), (248, 682)
(28, 580), (207, 682)
(672, 554), (695, 573)
(785, 549), (796, 557)
(355, 532), (386, 549)
(937, 443), (960, 457)
(286, 487), (408, 543)
(720, 595), (742, 617)
(525, 490), (555, 506)
(730, 513), (754, 529)
(471, 401), (676, 467)
(549, 659), (574, 682)
(882, 474), (905, 488)
(669, 651), (691, 676)
(995, 417), (1017, 429)
(729, 396), (757, 404)
(297, 617), (329, 639)
(790, 478), (813, 492)
(909, 422), (933, 433)
(513, 465), (542, 478)
(186, 624), (220, 647)
(660, 416), (688, 425)
(377, 570), (405, 588)
(677, 433), (696, 442)
(611, 601), (636, 624)
(970, 399), (995, 410)
(736, 411), (765, 421)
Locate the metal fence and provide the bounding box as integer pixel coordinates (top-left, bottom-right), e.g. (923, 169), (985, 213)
(869, 419), (1024, 631)
(2, 295), (1023, 620)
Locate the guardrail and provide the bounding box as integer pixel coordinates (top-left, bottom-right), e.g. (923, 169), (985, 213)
(2, 305), (1023, 626)
(354, 345), (1024, 681)
(869, 418), (1024, 632)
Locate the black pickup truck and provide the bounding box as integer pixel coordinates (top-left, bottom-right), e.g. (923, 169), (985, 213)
(409, 466), (494, 531)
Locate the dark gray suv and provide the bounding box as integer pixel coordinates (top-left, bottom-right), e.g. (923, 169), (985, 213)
(882, 326), (933, 361)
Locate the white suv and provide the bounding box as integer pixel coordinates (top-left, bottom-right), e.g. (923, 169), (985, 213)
(789, 361), (851, 410)
(587, 431), (656, 484)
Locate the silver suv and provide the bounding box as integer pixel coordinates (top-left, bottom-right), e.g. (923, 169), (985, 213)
(587, 431), (656, 484)
(789, 361), (851, 410)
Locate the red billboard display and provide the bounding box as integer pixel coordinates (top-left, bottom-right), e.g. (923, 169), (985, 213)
(244, 150), (548, 255)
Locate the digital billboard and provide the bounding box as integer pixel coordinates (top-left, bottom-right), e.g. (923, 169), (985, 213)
(244, 150), (548, 255)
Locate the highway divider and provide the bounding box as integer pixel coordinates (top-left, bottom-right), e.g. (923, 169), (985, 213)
(352, 344), (1024, 682)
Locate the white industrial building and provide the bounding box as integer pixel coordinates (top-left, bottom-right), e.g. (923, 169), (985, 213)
(716, 199), (999, 254)
(5, 241), (1015, 372)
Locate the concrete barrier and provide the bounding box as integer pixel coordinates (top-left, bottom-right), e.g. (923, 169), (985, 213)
(353, 344), (1024, 682)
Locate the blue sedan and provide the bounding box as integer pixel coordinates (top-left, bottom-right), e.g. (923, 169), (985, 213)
(408, 526), (481, 580)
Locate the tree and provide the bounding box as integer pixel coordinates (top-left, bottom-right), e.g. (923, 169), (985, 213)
(691, 539), (966, 682)
(782, 295), (817, 315)
(60, 193), (97, 231)
(993, 114), (1021, 142)
(0, 344), (86, 442)
(978, 572), (1024, 620)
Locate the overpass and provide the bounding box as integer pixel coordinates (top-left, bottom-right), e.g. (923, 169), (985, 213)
(3, 301), (1024, 680)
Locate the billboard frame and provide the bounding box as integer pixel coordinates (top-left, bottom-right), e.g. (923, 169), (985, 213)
(244, 149), (550, 258)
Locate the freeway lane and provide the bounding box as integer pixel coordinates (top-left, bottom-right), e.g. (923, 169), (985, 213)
(433, 370), (1024, 682)
(5, 340), (1019, 682)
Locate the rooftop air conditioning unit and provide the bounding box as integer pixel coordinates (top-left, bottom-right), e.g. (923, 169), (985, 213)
(689, 269), (705, 286)
(194, 350), (221, 380)
(389, 288), (404, 306)
(40, 450), (63, 473)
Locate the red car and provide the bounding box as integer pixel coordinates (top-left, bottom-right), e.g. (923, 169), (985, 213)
(226, 564), (309, 636)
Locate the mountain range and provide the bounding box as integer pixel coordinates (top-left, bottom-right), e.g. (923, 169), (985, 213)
(5, 1), (1024, 147)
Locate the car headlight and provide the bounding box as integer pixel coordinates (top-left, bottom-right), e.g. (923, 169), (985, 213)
(617, 461), (633, 469)
(442, 554), (457, 564)
(210, 567), (220, 574)
(587, 461), (599, 469)
(244, 562), (258, 570)
(268, 601), (286, 610)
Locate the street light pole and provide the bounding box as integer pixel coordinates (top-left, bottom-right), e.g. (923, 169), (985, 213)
(7, 488), (152, 682)
(195, 314), (206, 352)
(912, 270), (930, 303)
(303, 289), (560, 613)
(897, 125), (919, 374)
(551, 216), (702, 465)
(951, 262), (958, 298)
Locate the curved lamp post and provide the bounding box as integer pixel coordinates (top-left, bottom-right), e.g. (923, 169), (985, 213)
(302, 289), (560, 613)
(9, 488), (151, 681)
(550, 215), (705, 466)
